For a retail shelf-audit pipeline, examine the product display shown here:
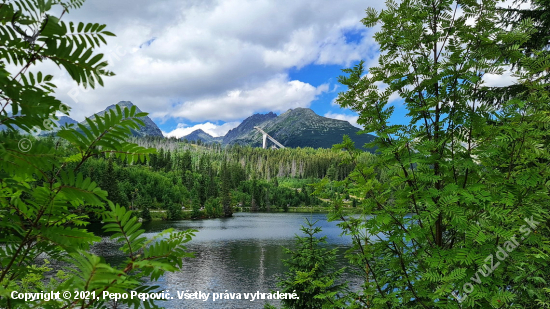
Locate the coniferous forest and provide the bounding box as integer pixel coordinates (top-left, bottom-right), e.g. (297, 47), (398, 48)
(34, 134), (368, 221)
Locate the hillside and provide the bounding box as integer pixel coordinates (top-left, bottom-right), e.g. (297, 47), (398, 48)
(85, 101), (163, 137)
(183, 129), (223, 144)
(57, 116), (78, 127)
(223, 108), (376, 150)
(1, 114), (78, 134)
(222, 112), (277, 145)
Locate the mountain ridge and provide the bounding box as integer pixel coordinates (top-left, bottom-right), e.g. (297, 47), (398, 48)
(183, 129), (223, 144)
(184, 108), (376, 151)
(84, 101), (163, 137)
(4, 101), (374, 151)
(222, 112), (277, 145)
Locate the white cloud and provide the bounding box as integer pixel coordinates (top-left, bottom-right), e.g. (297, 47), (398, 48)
(169, 75), (329, 121)
(164, 121), (241, 138)
(14, 0), (384, 123)
(482, 68), (517, 87)
(324, 112), (361, 128)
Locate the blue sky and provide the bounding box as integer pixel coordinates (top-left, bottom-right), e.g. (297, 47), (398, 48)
(14, 0), (513, 137)
(28, 0), (514, 138)
(27, 0), (401, 138)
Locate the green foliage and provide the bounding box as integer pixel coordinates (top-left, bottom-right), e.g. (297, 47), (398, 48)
(166, 203), (183, 220)
(332, 0), (550, 308)
(0, 1), (195, 308)
(220, 159), (233, 217)
(191, 192), (201, 219)
(140, 207), (152, 222)
(272, 219), (347, 309)
(479, 0), (550, 107)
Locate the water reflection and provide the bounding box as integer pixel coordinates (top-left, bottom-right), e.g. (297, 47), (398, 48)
(91, 212), (360, 309)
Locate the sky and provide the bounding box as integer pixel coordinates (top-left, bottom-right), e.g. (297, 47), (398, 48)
(19, 0), (520, 138)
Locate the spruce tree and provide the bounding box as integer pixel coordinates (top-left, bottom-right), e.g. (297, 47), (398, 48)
(102, 157), (122, 206)
(182, 150), (192, 174)
(275, 219), (347, 309)
(221, 160), (233, 217)
(191, 192), (201, 219)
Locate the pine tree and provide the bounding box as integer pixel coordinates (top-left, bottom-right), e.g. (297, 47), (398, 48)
(102, 157), (122, 205)
(164, 149), (172, 172)
(182, 150), (192, 174)
(191, 192), (201, 219)
(158, 148), (165, 171)
(221, 160), (233, 217)
(275, 219), (347, 309)
(250, 174), (259, 211)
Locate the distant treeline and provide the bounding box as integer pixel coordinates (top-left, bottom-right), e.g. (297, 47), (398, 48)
(2, 132), (373, 220)
(132, 136), (358, 179)
(58, 136), (374, 220)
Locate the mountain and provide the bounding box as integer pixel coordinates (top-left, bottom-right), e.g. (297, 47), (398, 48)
(223, 108), (376, 150)
(3, 101), (162, 138)
(57, 116), (78, 127)
(38, 116), (78, 135)
(84, 101), (163, 137)
(1, 114), (78, 134)
(183, 129), (223, 144)
(223, 112), (277, 145)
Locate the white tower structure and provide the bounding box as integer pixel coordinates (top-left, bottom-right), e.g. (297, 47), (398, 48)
(253, 126), (285, 149)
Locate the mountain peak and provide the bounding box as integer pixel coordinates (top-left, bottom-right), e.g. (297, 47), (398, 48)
(87, 101), (162, 137)
(286, 107), (316, 115)
(183, 129), (223, 144)
(104, 101), (142, 113)
(222, 111), (277, 145)
(223, 108), (375, 150)
(192, 129), (207, 134)
(117, 101), (134, 106)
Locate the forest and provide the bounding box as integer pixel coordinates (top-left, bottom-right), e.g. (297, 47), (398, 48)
(2, 132), (367, 221)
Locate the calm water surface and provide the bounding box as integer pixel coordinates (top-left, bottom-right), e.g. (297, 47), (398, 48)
(90, 212), (360, 309)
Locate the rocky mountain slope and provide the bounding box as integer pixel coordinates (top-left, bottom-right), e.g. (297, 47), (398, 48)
(183, 129), (223, 144)
(85, 101), (163, 137)
(221, 108), (376, 150)
(222, 112), (277, 145)
(8, 101), (374, 151)
(1, 114), (78, 134)
(57, 116), (78, 127)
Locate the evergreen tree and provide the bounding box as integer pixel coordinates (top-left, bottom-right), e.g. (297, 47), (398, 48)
(182, 150), (192, 174)
(265, 187), (271, 212)
(158, 148), (165, 171)
(275, 219), (347, 309)
(102, 157), (122, 206)
(221, 160), (233, 217)
(149, 153), (158, 170)
(191, 192), (201, 219)
(250, 174), (259, 211)
(164, 149), (172, 172)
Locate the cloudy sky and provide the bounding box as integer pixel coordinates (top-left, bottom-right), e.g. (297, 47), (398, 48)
(25, 0), (518, 138)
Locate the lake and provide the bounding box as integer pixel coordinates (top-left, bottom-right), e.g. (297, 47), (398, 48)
(90, 212), (361, 308)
